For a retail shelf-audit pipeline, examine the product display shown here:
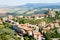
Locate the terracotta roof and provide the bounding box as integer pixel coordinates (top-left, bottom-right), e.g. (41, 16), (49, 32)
(19, 24), (32, 31)
(20, 26), (27, 29)
(20, 24), (27, 26)
(33, 32), (41, 35)
(24, 28), (32, 31)
(47, 24), (51, 27)
(42, 28), (50, 31)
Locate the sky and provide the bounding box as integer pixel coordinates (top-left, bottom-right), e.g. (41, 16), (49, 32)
(0, 0), (60, 6)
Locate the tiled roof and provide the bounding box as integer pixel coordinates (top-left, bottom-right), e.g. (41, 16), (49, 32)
(19, 24), (32, 31)
(20, 27), (32, 31)
(42, 28), (50, 31)
(33, 32), (41, 35)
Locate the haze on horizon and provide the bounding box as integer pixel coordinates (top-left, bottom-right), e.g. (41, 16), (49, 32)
(0, 0), (60, 6)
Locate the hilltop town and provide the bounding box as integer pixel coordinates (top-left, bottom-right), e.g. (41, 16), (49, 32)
(0, 9), (60, 40)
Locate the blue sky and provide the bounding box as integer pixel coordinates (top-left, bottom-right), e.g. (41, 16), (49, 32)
(0, 0), (60, 6)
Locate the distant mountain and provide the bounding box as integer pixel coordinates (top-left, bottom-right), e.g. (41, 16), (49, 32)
(16, 3), (60, 8)
(0, 3), (60, 9)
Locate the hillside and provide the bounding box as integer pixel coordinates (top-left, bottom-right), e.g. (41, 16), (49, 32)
(0, 3), (60, 16)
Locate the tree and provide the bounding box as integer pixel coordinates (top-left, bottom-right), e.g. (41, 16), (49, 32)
(0, 25), (4, 29)
(44, 32), (51, 40)
(0, 27), (21, 40)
